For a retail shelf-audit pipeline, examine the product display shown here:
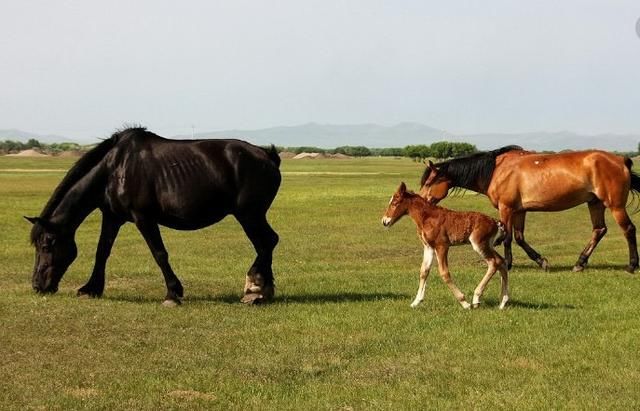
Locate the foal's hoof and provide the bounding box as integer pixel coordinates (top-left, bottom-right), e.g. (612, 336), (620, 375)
(572, 264), (585, 273)
(471, 303), (480, 309)
(162, 299), (181, 307)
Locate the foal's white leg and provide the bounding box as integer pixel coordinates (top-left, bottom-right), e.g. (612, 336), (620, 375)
(498, 259), (510, 309)
(411, 246), (434, 308)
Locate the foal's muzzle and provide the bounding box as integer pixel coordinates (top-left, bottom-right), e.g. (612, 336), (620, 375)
(381, 216), (392, 227)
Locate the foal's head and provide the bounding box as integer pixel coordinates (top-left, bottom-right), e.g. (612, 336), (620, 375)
(382, 182), (415, 227)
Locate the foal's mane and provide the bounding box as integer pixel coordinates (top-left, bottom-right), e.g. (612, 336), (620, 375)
(420, 145), (523, 192)
(29, 128), (140, 243)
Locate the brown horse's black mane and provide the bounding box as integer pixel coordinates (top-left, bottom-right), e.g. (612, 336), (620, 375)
(29, 127), (145, 244)
(420, 145), (523, 192)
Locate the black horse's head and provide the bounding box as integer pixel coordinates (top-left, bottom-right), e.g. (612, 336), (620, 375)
(25, 216), (77, 293)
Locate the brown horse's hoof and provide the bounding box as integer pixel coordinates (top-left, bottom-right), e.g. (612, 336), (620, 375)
(162, 299), (181, 307)
(572, 265), (585, 273)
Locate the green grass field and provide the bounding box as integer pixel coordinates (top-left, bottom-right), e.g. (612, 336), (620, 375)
(2, 155), (640, 410)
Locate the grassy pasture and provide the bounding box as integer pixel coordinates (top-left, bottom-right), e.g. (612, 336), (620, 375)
(1, 155), (640, 410)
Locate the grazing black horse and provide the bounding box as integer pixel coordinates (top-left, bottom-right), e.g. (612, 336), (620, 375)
(26, 127), (281, 305)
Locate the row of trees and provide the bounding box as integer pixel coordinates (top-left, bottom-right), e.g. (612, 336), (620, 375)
(279, 141), (477, 159)
(0, 139), (82, 154)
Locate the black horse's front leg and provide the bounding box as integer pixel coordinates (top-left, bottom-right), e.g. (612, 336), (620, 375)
(78, 211), (124, 298)
(134, 218), (184, 305)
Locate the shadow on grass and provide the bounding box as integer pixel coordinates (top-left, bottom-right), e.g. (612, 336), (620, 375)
(510, 263), (628, 273)
(104, 292), (408, 305)
(482, 297), (576, 310)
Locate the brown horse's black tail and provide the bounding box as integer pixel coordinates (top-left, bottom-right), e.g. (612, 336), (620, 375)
(625, 157), (640, 213)
(493, 221), (507, 246)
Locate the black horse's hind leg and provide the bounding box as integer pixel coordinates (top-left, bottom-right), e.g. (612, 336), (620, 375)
(573, 201), (607, 272)
(134, 219), (184, 304)
(236, 213), (279, 304)
(513, 212), (549, 271)
(78, 211), (124, 297)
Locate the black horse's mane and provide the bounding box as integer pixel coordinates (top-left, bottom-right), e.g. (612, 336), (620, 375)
(30, 127), (146, 243)
(420, 145), (524, 191)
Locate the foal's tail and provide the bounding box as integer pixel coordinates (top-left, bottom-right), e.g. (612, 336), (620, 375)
(493, 220), (507, 247)
(625, 157), (640, 213)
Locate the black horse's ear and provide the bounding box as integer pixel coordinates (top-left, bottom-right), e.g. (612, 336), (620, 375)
(24, 216), (39, 225)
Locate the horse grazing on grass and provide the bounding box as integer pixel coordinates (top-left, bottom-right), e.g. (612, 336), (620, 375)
(382, 182), (509, 309)
(26, 127), (281, 305)
(420, 146), (640, 273)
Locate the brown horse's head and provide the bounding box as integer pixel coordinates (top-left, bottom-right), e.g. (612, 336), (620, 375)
(382, 182), (413, 227)
(25, 216), (77, 293)
(419, 160), (451, 204)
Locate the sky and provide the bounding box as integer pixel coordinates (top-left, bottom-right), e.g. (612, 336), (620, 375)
(1, 0), (640, 140)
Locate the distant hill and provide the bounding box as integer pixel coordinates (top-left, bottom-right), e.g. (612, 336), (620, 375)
(0, 129), (73, 143)
(182, 123), (639, 152)
(3, 124), (638, 152)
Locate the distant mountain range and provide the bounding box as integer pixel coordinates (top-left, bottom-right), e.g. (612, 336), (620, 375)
(183, 123), (639, 152)
(2, 123), (638, 152)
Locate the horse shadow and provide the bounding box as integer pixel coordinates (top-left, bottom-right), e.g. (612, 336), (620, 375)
(105, 291), (409, 305)
(481, 297), (575, 310)
(544, 263), (629, 273)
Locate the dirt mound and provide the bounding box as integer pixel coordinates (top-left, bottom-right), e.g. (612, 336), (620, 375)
(328, 153), (352, 159)
(293, 152), (326, 159)
(6, 149), (48, 157)
(278, 151), (296, 159)
(56, 150), (83, 157)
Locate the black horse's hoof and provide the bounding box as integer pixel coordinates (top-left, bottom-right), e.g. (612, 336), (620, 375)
(162, 299), (182, 307)
(625, 265), (637, 274)
(241, 293), (272, 305)
(77, 288), (102, 298)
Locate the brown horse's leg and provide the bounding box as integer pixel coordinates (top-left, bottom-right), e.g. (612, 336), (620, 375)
(610, 207), (639, 273)
(435, 246), (470, 309)
(513, 212), (549, 271)
(499, 206), (514, 270)
(573, 201), (607, 272)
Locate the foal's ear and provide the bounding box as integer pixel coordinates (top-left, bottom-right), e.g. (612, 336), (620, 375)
(398, 182), (407, 193)
(428, 160), (436, 170)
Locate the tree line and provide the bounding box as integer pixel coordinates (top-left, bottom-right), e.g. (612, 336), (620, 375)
(0, 139), (82, 154)
(278, 141), (478, 159)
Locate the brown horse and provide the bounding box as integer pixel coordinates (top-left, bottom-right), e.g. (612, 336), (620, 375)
(420, 146), (640, 273)
(382, 182), (509, 309)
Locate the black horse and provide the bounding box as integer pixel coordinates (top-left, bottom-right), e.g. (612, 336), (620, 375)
(26, 127), (281, 305)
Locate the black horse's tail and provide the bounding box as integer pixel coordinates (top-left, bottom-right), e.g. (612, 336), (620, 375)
(625, 157), (640, 213)
(265, 144), (281, 168)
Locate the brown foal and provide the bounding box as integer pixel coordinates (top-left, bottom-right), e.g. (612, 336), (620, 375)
(382, 182), (509, 309)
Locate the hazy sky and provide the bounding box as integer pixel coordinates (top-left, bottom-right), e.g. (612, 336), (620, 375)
(2, 0), (639, 140)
